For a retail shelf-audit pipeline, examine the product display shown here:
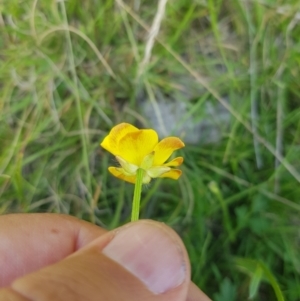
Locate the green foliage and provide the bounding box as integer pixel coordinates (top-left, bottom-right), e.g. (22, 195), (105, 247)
(1, 0), (300, 299)
(214, 278), (237, 301)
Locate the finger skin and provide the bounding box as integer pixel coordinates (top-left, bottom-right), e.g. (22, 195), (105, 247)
(1, 278), (212, 301)
(10, 221), (190, 301)
(0, 288), (29, 301)
(0, 214), (211, 301)
(13, 250), (158, 301)
(187, 282), (212, 301)
(0, 213), (106, 287)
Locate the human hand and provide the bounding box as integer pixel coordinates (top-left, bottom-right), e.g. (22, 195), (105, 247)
(0, 214), (211, 301)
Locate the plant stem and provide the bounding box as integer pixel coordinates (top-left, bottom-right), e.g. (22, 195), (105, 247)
(131, 168), (144, 221)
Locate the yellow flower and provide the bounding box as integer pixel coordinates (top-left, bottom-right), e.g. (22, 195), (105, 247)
(100, 123), (185, 184)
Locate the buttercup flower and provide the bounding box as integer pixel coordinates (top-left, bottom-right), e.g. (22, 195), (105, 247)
(100, 123), (185, 184)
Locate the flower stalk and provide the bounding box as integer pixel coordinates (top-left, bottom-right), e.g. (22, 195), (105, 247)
(131, 168), (144, 221)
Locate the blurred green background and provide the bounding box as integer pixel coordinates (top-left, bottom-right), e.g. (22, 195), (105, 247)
(1, 0), (300, 300)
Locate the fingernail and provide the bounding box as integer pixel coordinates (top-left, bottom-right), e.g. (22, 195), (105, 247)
(102, 222), (186, 294)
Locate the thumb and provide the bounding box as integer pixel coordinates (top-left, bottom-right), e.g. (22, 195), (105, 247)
(1, 220), (190, 301)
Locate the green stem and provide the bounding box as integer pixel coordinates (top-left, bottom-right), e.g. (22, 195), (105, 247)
(131, 168), (144, 221)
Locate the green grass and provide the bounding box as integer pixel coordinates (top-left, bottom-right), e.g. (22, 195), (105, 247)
(1, 0), (300, 299)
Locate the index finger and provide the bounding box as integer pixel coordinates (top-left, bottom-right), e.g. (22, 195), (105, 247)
(0, 213), (106, 287)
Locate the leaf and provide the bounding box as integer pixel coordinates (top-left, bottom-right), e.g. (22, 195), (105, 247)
(234, 257), (285, 301)
(249, 264), (263, 299)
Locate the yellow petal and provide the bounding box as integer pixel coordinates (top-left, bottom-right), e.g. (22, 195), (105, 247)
(108, 167), (136, 184)
(164, 157), (184, 167)
(100, 123), (138, 155)
(153, 137), (185, 165)
(158, 169), (182, 180)
(118, 129), (158, 166)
